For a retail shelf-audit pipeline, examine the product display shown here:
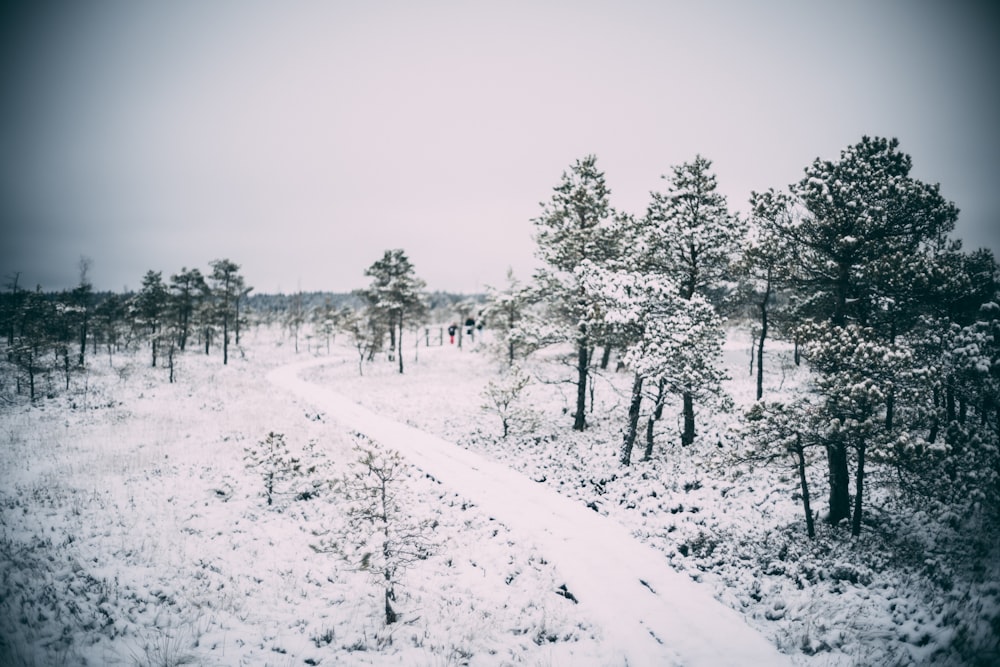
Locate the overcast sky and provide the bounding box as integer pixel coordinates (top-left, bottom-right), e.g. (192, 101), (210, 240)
(2, 1), (998, 294)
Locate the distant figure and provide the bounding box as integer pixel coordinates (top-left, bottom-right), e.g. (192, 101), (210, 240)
(448, 323), (457, 344)
(465, 317), (476, 342)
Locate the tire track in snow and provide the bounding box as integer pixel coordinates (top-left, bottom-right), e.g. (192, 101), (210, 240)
(269, 359), (791, 667)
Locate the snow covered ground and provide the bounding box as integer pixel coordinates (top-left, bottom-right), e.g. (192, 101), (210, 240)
(271, 358), (788, 667)
(1, 324), (997, 665)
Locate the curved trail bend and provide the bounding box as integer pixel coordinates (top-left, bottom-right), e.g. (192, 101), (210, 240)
(269, 359), (790, 667)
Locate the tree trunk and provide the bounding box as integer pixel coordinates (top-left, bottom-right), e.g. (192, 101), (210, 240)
(756, 274), (771, 401)
(63, 348), (71, 390)
(645, 380), (666, 456)
(179, 310), (188, 351)
(78, 313), (88, 367)
(851, 440), (866, 537)
(826, 440), (851, 525)
(397, 315), (404, 374)
(573, 335), (588, 431)
(223, 314), (229, 365)
(929, 385), (941, 443)
(151, 325), (158, 367)
(794, 434), (815, 539)
(600, 344), (612, 370)
(28, 349), (36, 402)
(681, 392), (695, 446)
(388, 322), (396, 361)
(384, 587), (397, 625)
(620, 373), (643, 466)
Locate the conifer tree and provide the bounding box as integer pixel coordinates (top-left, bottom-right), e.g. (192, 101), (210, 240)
(481, 269), (538, 366)
(644, 155), (742, 445)
(71, 257), (93, 367)
(208, 259), (246, 365)
(169, 267), (206, 351)
(742, 190), (796, 400)
(361, 250), (427, 374)
(532, 155), (619, 430)
(778, 136), (960, 526)
(136, 270), (169, 367)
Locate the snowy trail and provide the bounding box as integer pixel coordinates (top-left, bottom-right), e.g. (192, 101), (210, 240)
(269, 359), (790, 667)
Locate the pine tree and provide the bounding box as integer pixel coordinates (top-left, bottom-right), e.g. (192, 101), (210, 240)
(169, 267), (206, 351)
(208, 259), (246, 365)
(481, 269), (538, 366)
(532, 155), (620, 430)
(361, 250), (427, 374)
(317, 443), (434, 625)
(71, 256), (93, 367)
(787, 136), (958, 329)
(778, 136), (960, 526)
(741, 190), (796, 400)
(644, 155), (743, 445)
(136, 270), (169, 367)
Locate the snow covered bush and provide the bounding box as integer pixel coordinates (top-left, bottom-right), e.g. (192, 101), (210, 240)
(741, 399), (823, 538)
(315, 439), (436, 625)
(243, 431), (317, 507)
(481, 364), (536, 438)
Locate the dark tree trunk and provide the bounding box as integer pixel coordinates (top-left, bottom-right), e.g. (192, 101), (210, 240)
(28, 349), (36, 402)
(851, 440), (866, 537)
(681, 392), (695, 446)
(151, 325), (158, 367)
(756, 267), (772, 401)
(794, 434), (815, 539)
(63, 348), (71, 390)
(620, 373), (643, 466)
(384, 587), (397, 625)
(223, 314), (229, 365)
(179, 310), (189, 351)
(397, 314), (404, 374)
(573, 332), (588, 431)
(388, 322), (396, 360)
(645, 380), (666, 456)
(826, 440), (851, 525)
(600, 345), (612, 371)
(78, 314), (88, 367)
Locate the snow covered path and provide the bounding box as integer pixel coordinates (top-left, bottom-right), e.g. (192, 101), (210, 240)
(269, 359), (791, 667)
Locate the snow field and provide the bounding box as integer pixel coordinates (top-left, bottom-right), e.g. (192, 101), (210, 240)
(1, 328), (620, 665)
(2, 324), (998, 665)
(304, 327), (1000, 665)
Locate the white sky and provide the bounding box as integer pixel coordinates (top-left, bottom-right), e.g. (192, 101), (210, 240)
(2, 0), (998, 294)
